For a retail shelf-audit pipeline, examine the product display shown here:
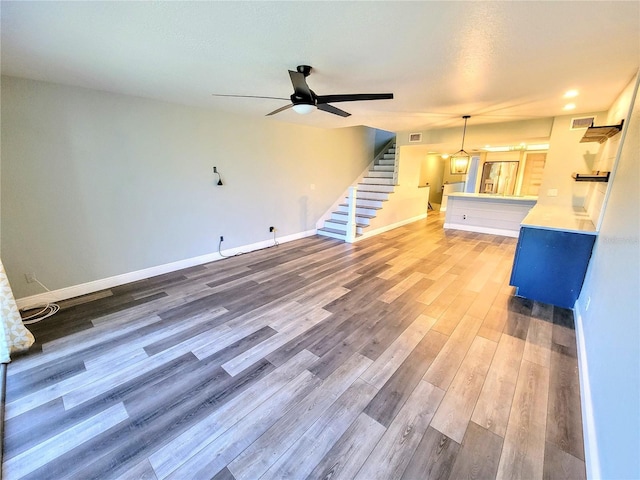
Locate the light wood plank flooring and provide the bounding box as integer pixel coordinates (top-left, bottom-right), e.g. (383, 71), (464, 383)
(3, 212), (586, 479)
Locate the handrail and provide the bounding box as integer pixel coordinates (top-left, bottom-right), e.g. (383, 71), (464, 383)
(345, 186), (357, 243)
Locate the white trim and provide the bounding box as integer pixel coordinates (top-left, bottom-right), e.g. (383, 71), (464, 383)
(574, 300), (601, 480)
(443, 222), (519, 238)
(353, 213), (428, 242)
(16, 229), (317, 310)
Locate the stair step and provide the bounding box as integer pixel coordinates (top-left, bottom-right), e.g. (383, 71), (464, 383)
(383, 153), (395, 159)
(357, 184), (395, 193)
(367, 171), (394, 178)
(325, 219), (368, 229)
(332, 211), (375, 220)
(376, 160), (395, 166)
(362, 177), (395, 185)
(373, 165), (395, 172)
(353, 191), (389, 201)
(317, 228), (362, 240)
(317, 228), (348, 240)
(339, 203), (382, 213)
(350, 199), (385, 209)
(337, 204), (380, 216)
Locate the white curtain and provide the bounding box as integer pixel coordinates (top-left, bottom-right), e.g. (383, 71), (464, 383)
(0, 258), (34, 363)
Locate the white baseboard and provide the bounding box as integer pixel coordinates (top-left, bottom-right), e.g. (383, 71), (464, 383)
(443, 222), (520, 238)
(574, 300), (601, 480)
(354, 213), (428, 242)
(16, 229), (317, 310)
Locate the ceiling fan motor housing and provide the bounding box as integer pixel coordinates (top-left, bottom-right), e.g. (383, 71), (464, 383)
(291, 91), (316, 106)
(297, 65), (312, 77)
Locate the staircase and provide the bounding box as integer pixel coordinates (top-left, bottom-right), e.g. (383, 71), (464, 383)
(317, 142), (397, 241)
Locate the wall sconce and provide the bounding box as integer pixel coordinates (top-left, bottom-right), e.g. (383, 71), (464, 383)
(450, 115), (471, 175)
(213, 166), (223, 186)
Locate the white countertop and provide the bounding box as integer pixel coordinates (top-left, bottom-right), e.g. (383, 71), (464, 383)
(521, 204), (597, 235)
(447, 192), (538, 203)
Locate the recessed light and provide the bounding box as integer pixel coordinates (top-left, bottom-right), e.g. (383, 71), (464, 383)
(563, 103), (576, 110)
(564, 90), (579, 98)
(441, 154), (450, 159)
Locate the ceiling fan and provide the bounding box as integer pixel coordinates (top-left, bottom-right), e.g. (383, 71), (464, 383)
(212, 65), (394, 117)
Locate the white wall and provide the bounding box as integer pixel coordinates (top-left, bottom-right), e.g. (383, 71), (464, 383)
(1, 76), (376, 299)
(537, 111), (607, 208)
(397, 117), (553, 151)
(576, 72), (639, 479)
(584, 80), (636, 228)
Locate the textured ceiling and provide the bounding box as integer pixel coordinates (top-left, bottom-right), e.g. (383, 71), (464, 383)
(1, 1), (639, 133)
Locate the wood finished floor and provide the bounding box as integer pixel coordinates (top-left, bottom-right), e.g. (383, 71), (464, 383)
(4, 212), (586, 480)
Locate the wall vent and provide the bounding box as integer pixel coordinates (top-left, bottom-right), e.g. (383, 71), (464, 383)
(571, 116), (596, 130)
(409, 132), (422, 142)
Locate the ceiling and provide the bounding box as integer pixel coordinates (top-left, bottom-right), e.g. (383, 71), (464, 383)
(1, 1), (639, 133)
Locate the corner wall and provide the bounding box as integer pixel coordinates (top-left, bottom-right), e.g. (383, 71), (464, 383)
(575, 71), (639, 479)
(537, 111), (607, 209)
(1, 76), (375, 299)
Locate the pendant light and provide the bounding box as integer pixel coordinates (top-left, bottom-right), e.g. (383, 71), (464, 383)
(450, 115), (471, 175)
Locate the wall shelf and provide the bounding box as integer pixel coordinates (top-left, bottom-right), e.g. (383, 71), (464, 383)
(572, 171), (610, 182)
(580, 120), (624, 143)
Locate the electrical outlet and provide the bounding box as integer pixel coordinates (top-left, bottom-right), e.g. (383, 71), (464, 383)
(25, 272), (36, 284)
(220, 235), (224, 242)
(547, 188), (558, 197)
(269, 226), (275, 232)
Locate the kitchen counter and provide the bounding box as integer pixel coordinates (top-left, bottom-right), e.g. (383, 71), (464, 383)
(443, 193), (538, 237)
(447, 192), (539, 203)
(510, 204), (597, 308)
(520, 204), (597, 235)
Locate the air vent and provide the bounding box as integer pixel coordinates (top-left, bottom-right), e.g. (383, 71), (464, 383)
(409, 133), (422, 143)
(570, 116), (596, 130)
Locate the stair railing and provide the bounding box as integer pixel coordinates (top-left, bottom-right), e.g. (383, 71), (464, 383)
(371, 138), (398, 186)
(345, 186), (357, 243)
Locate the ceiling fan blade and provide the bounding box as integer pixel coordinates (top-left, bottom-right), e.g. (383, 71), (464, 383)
(212, 94), (289, 101)
(316, 93), (393, 104)
(289, 70), (313, 99)
(266, 104), (294, 116)
(317, 103), (351, 117)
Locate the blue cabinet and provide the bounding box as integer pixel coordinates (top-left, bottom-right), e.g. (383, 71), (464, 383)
(509, 226), (596, 309)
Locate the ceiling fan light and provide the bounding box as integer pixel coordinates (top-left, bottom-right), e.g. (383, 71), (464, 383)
(292, 103), (315, 115)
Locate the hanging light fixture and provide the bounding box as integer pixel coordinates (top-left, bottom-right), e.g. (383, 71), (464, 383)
(450, 115), (471, 175)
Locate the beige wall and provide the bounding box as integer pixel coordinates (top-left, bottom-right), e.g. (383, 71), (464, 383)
(1, 76), (376, 298)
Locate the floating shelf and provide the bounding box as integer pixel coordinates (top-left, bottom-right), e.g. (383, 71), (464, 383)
(572, 171), (610, 182)
(580, 120), (624, 144)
